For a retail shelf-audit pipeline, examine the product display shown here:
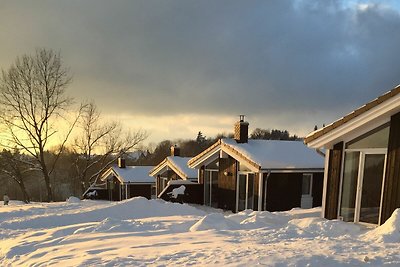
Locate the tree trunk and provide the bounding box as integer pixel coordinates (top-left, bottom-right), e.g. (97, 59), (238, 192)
(18, 180), (31, 204)
(39, 152), (53, 202)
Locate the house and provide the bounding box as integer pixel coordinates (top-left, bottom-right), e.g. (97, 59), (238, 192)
(304, 85), (400, 225)
(188, 116), (325, 213)
(149, 146), (198, 197)
(93, 158), (155, 201)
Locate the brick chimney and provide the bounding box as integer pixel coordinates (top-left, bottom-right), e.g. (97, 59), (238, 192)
(118, 157), (126, 168)
(234, 115), (249, 143)
(171, 145), (180, 157)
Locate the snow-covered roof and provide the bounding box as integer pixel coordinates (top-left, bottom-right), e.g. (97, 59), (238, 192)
(101, 166), (155, 184)
(149, 156), (197, 180)
(189, 138), (324, 172)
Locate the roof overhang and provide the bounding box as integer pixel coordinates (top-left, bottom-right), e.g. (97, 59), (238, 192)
(188, 140), (221, 169)
(261, 168), (324, 173)
(101, 167), (155, 184)
(149, 158), (189, 180)
(100, 168), (123, 183)
(305, 88), (400, 149)
(188, 139), (261, 173)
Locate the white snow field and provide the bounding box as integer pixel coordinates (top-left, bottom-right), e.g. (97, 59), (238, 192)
(1, 197), (400, 266)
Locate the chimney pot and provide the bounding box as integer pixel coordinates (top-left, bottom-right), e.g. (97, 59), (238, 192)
(234, 115), (249, 143)
(118, 157), (126, 168)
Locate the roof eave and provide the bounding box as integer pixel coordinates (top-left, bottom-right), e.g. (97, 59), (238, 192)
(188, 140), (222, 168)
(149, 158), (168, 176)
(306, 91), (400, 148)
(220, 142), (261, 173)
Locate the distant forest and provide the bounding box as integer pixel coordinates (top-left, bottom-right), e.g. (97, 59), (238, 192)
(131, 128), (301, 166)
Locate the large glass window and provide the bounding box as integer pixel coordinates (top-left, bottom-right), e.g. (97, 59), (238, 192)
(211, 171), (218, 208)
(204, 170), (218, 207)
(238, 174), (247, 211)
(346, 124), (389, 149)
(340, 122), (388, 224)
(237, 173), (255, 211)
(359, 154), (385, 224)
(247, 174), (255, 210)
(302, 174), (312, 195)
(340, 152), (360, 222)
(204, 171), (211, 206)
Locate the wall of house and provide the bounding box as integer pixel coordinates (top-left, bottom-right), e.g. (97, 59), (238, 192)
(312, 172), (324, 207)
(107, 176), (122, 201)
(128, 184), (152, 199)
(381, 111), (400, 224)
(264, 173), (302, 212)
(324, 142), (343, 220)
(218, 156), (237, 212)
(199, 166), (204, 184)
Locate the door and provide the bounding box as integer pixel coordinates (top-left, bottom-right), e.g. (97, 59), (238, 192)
(211, 171), (219, 208)
(238, 174), (246, 211)
(204, 170), (219, 207)
(339, 150), (386, 224)
(357, 154), (385, 224)
(237, 173), (255, 212)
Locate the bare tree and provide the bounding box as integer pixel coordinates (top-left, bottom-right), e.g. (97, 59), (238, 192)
(73, 102), (147, 195)
(0, 48), (81, 202)
(0, 149), (35, 203)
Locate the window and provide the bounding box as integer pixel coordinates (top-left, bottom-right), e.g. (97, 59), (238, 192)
(204, 170), (218, 207)
(346, 123), (389, 149)
(237, 173), (255, 211)
(339, 123), (388, 224)
(339, 152), (360, 222)
(302, 174), (313, 196)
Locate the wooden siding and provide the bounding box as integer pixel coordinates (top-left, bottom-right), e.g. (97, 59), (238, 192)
(265, 173), (302, 212)
(381, 112), (400, 224)
(218, 157), (237, 212)
(199, 166), (204, 184)
(324, 142), (343, 220)
(312, 172), (324, 207)
(156, 176), (162, 196)
(128, 184), (152, 199)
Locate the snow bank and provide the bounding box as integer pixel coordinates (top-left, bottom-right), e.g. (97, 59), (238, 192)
(73, 217), (159, 234)
(190, 210), (290, 231)
(289, 217), (361, 237)
(190, 213), (238, 231)
(66, 196), (81, 203)
(0, 197), (206, 230)
(363, 208), (400, 243)
(2, 201), (400, 266)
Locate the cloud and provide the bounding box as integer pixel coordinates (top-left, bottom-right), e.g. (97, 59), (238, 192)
(1, 0), (400, 141)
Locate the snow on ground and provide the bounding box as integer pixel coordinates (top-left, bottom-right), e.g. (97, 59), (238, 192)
(1, 198), (400, 266)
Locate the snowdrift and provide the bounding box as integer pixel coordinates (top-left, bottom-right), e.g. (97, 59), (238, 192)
(363, 208), (400, 243)
(1, 199), (400, 266)
(0, 197), (206, 231)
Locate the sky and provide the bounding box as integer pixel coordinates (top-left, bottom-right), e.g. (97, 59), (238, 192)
(1, 0), (400, 145)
